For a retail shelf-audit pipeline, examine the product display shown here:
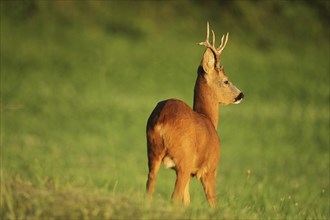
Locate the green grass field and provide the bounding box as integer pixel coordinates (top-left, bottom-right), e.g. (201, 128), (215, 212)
(1, 1), (329, 219)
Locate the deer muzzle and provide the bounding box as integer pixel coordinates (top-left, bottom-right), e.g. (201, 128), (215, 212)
(234, 92), (244, 104)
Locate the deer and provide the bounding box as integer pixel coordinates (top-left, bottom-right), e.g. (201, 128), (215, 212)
(146, 22), (244, 208)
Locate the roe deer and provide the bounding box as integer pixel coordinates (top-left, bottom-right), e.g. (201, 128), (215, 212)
(146, 22), (244, 208)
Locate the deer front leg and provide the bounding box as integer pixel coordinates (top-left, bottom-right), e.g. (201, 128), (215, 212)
(172, 170), (190, 205)
(201, 171), (218, 208)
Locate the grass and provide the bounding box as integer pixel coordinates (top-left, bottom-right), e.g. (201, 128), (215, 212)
(1, 1), (329, 219)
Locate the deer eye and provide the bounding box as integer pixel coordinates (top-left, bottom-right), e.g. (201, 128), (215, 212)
(224, 80), (229, 85)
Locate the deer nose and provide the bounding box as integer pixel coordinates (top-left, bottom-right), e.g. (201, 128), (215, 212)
(234, 92), (244, 102)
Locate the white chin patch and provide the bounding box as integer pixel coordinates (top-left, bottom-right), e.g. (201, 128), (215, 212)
(234, 99), (243, 104)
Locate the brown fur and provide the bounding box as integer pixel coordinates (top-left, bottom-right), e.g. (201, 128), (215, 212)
(146, 25), (243, 207)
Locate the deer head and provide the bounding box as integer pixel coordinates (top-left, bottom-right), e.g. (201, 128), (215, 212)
(198, 22), (244, 105)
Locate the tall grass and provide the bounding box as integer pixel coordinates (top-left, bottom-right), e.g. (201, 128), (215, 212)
(1, 1), (329, 219)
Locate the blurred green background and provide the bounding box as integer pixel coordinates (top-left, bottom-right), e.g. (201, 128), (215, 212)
(1, 0), (329, 219)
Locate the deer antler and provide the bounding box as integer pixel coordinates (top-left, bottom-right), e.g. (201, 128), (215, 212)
(217, 32), (229, 55)
(198, 22), (219, 61)
(198, 22), (229, 68)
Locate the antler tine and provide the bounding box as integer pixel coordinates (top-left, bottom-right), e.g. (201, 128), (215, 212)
(206, 22), (210, 43)
(198, 22), (209, 46)
(217, 32), (229, 54)
(211, 30), (216, 47)
(219, 35), (225, 49)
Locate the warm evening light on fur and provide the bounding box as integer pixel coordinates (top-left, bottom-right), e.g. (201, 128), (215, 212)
(146, 23), (243, 207)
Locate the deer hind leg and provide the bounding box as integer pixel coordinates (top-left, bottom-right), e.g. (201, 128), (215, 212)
(172, 170), (191, 205)
(146, 133), (165, 197)
(201, 172), (218, 208)
(146, 157), (162, 197)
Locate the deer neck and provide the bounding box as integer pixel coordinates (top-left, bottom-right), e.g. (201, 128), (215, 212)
(193, 73), (219, 130)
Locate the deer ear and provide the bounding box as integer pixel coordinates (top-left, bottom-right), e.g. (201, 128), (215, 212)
(201, 48), (215, 73)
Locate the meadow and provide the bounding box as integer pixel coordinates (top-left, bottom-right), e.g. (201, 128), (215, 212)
(1, 1), (329, 219)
